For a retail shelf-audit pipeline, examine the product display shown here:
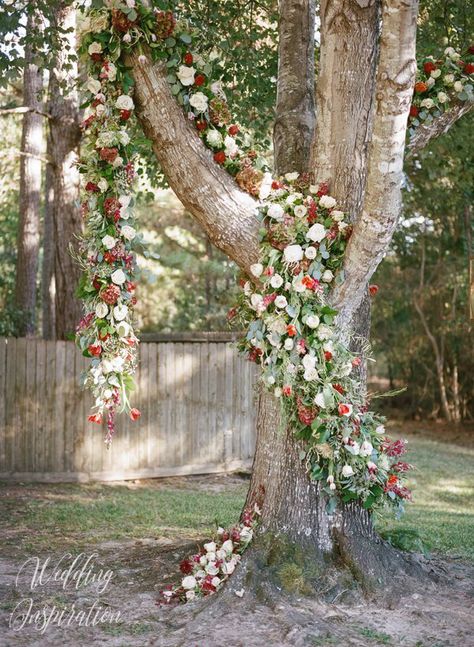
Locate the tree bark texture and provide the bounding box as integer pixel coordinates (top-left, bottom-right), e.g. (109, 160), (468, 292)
(48, 3), (83, 339)
(273, 0), (316, 175)
(14, 13), (43, 336)
(41, 154), (56, 339)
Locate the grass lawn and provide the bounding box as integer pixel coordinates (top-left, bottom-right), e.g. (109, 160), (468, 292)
(0, 429), (473, 560)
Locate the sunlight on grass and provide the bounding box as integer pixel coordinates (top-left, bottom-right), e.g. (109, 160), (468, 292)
(376, 436), (474, 559)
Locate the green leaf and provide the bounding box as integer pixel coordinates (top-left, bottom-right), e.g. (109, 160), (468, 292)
(179, 33), (192, 44)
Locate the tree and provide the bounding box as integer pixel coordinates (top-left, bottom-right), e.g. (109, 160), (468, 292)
(14, 11), (44, 336)
(127, 0), (473, 592)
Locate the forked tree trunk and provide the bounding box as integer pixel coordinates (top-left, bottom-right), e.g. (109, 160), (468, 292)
(41, 155), (56, 339)
(130, 0), (457, 594)
(47, 3), (83, 339)
(14, 13), (43, 336)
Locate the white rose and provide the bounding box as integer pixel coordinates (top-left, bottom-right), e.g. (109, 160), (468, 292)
(331, 210), (344, 222)
(112, 156), (123, 168)
(113, 304), (128, 321)
(283, 244), (303, 263)
(240, 527), (253, 542)
(284, 338), (294, 351)
(221, 539), (233, 553)
(444, 46), (455, 57)
(274, 387), (282, 398)
(250, 293), (263, 310)
(426, 77), (435, 88)
(211, 576), (221, 588)
(430, 69), (441, 79)
(322, 269), (334, 283)
(454, 81), (464, 92)
(306, 315), (320, 329)
(115, 95), (134, 111)
(437, 92), (448, 104)
(189, 91), (209, 113)
(306, 223), (326, 243)
(267, 375), (275, 385)
(185, 590), (195, 601)
(205, 562), (219, 576)
(111, 269), (126, 285)
(119, 194), (132, 208)
(98, 178), (108, 192)
(206, 129), (223, 147)
(204, 541), (216, 553)
(267, 203), (285, 221)
(270, 274), (283, 288)
(309, 184), (318, 194)
(305, 246), (317, 259)
(211, 80), (224, 96)
(302, 354), (317, 370)
(319, 195), (337, 209)
(443, 74), (454, 85)
(224, 135), (239, 157)
(342, 464), (354, 478)
(294, 204), (307, 218)
(86, 78), (101, 95)
(250, 263), (263, 277)
(118, 130), (130, 146)
(317, 325), (333, 340)
(182, 576), (197, 590)
(199, 555), (207, 566)
(95, 302), (108, 318)
(292, 276), (306, 293)
(338, 221), (348, 232)
(95, 103), (106, 116)
(360, 440), (374, 457)
(102, 235), (117, 250)
(375, 424), (385, 435)
(90, 13), (109, 33)
(275, 295), (288, 308)
(105, 62), (117, 81)
(221, 561), (235, 575)
(303, 367), (319, 381)
(314, 392), (326, 409)
(284, 172), (299, 182)
(88, 42), (102, 55)
(420, 98), (434, 109)
(346, 442), (360, 456)
(116, 321), (131, 338)
(121, 225), (136, 241)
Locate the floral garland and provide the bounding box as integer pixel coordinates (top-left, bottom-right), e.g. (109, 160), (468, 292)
(409, 45), (474, 130)
(159, 504), (260, 604)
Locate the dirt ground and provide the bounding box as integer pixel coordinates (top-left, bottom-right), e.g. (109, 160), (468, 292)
(1, 423), (474, 646)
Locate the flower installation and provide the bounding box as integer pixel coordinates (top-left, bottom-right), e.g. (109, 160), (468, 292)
(408, 45), (474, 131)
(74, 0), (457, 601)
(159, 505), (260, 604)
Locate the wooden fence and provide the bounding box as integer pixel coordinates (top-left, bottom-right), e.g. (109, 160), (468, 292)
(0, 335), (258, 482)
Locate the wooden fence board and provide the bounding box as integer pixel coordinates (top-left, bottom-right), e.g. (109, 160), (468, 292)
(0, 337), (257, 482)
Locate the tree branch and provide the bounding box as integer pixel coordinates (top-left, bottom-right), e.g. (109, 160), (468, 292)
(129, 51), (259, 275)
(331, 0), (419, 327)
(0, 105), (52, 119)
(407, 99), (474, 154)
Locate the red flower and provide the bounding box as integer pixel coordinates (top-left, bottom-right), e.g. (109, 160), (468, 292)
(468, 45), (474, 55)
(409, 105), (419, 118)
(286, 324), (297, 337)
(104, 252), (115, 264)
(98, 330), (110, 342)
(196, 119), (207, 131)
(131, 296), (138, 306)
(194, 74), (206, 87)
(464, 62), (474, 74)
(130, 408), (141, 421)
(317, 183), (329, 197)
(296, 339), (307, 355)
(262, 293), (276, 307)
(90, 52), (102, 63)
(104, 197), (121, 219)
(414, 81), (428, 93)
(228, 124), (239, 136)
(231, 528), (241, 543)
(88, 344), (102, 357)
(338, 403), (352, 416)
(352, 357), (362, 367)
(423, 61), (436, 74)
(213, 151), (226, 164)
(368, 284), (379, 296)
(324, 351), (333, 362)
(88, 413), (103, 424)
(99, 147), (119, 163)
(392, 461), (412, 473)
(184, 52), (193, 65)
(282, 385), (292, 397)
(85, 181), (99, 193)
(179, 559), (193, 574)
(226, 307), (237, 321)
(248, 347), (262, 363)
(155, 10), (176, 40)
(92, 276), (101, 291)
(271, 180), (283, 190)
(387, 474), (398, 487)
(201, 575), (217, 593)
(101, 284), (121, 305)
(382, 439), (407, 457)
(333, 383), (344, 395)
(302, 275), (318, 291)
(120, 109), (132, 121)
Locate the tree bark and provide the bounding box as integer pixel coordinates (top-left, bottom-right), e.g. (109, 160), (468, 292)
(14, 13), (44, 336)
(41, 154), (56, 339)
(47, 3), (83, 339)
(273, 0), (316, 175)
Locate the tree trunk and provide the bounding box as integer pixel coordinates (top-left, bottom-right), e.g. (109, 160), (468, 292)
(14, 13), (43, 336)
(41, 153), (56, 339)
(47, 3), (83, 339)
